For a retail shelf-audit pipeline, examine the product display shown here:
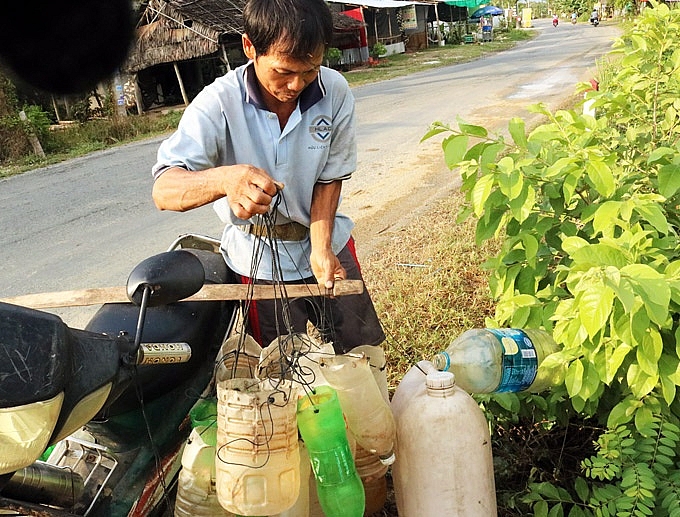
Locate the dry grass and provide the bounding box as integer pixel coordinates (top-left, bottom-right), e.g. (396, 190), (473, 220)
(359, 190), (501, 516)
(362, 189), (500, 393)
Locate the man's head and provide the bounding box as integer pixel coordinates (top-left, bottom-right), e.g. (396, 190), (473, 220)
(242, 0), (333, 108)
(243, 0), (333, 59)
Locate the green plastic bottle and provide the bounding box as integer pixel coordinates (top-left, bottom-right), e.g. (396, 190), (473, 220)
(297, 386), (365, 517)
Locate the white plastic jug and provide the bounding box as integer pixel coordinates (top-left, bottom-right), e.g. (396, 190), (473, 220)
(391, 362), (497, 517)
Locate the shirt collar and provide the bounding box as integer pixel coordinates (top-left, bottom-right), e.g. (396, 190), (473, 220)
(242, 61), (326, 114)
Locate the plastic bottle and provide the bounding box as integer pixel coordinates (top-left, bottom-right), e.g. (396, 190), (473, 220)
(349, 345), (389, 403)
(297, 385), (365, 517)
(216, 334), (262, 382)
(353, 444), (388, 516)
(272, 440), (311, 517)
(319, 354), (396, 465)
(391, 361), (497, 517)
(430, 328), (564, 393)
(174, 426), (233, 517)
(258, 333), (334, 389)
(215, 378), (300, 516)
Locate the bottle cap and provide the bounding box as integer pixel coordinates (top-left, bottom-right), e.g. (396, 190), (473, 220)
(379, 451), (396, 466)
(426, 370), (455, 389)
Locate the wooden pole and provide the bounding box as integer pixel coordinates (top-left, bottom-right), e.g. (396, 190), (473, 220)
(133, 74), (144, 115)
(0, 280), (365, 310)
(173, 62), (190, 106)
(51, 96), (62, 123)
(19, 111), (45, 158)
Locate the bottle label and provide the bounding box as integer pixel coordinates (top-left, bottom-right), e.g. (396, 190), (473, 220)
(487, 328), (538, 392)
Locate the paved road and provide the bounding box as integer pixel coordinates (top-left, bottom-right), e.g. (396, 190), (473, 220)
(0, 18), (620, 326)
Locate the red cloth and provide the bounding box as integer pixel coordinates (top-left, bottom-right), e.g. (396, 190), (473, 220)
(342, 8), (368, 48)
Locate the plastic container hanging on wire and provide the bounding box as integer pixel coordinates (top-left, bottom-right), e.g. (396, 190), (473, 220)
(258, 333), (334, 390)
(216, 333), (262, 383)
(319, 353), (396, 465)
(297, 385), (365, 517)
(215, 378), (300, 516)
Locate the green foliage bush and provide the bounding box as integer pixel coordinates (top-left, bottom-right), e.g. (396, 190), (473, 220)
(426, 3), (680, 515)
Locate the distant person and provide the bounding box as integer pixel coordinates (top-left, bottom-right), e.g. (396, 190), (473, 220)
(571, 12), (577, 24)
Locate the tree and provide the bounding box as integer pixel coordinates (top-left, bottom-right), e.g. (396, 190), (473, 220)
(425, 3), (680, 514)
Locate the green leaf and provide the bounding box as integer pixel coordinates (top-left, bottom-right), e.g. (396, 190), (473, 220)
(458, 122), (488, 138)
(608, 399), (641, 428)
(574, 477), (590, 503)
(570, 243), (629, 268)
(497, 158), (523, 200)
(658, 163), (680, 198)
(634, 202), (669, 234)
(421, 124), (450, 142)
(471, 174), (495, 217)
(565, 359), (584, 398)
(585, 160), (616, 197)
(605, 342), (632, 384)
(634, 406), (654, 435)
(627, 364), (658, 399)
(592, 201), (622, 236)
(578, 284), (614, 339)
(534, 500), (549, 517)
(443, 134), (469, 169)
(637, 330), (662, 376)
(508, 117), (527, 149)
(522, 234), (539, 267)
(646, 146), (675, 163)
(621, 264), (671, 326)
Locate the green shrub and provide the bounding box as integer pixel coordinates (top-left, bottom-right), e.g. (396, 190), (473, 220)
(426, 2), (680, 514)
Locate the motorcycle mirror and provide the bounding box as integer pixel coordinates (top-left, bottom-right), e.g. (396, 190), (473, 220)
(126, 250), (205, 307)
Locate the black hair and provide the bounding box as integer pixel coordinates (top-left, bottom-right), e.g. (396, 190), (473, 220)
(243, 0), (333, 59)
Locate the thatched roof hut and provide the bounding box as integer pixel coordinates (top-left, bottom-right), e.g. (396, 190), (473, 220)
(123, 0), (365, 74)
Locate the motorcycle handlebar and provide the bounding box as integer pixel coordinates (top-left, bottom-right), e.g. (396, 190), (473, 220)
(133, 342), (192, 365)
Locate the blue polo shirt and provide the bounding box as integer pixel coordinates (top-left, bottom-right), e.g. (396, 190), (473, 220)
(153, 62), (356, 281)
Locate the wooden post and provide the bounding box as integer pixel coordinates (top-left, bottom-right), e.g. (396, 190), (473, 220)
(133, 74), (144, 115)
(51, 96), (62, 123)
(173, 62), (190, 106)
(434, 3), (443, 46)
(19, 111), (45, 158)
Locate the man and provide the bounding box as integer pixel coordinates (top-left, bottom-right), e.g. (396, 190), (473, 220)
(590, 8), (599, 23)
(151, 0), (384, 354)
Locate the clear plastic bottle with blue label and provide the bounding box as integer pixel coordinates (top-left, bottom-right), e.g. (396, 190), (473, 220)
(430, 328), (564, 393)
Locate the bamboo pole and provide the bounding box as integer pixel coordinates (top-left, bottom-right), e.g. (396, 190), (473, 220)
(173, 62), (189, 106)
(0, 280), (365, 310)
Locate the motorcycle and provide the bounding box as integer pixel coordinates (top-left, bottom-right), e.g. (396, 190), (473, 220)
(0, 232), (364, 516)
(553, 17), (559, 27)
(0, 233), (239, 516)
(590, 16), (599, 26)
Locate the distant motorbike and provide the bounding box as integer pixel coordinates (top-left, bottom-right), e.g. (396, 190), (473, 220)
(590, 15), (599, 26)
(553, 17), (559, 27)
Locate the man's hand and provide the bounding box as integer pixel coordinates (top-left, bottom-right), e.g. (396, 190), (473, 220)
(311, 247), (346, 290)
(221, 164), (279, 219)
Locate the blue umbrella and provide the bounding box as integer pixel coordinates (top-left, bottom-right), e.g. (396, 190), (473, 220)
(469, 5), (504, 19)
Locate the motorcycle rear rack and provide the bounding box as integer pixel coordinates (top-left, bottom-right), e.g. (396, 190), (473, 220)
(47, 436), (118, 517)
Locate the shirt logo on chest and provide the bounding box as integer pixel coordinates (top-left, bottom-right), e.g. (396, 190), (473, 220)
(309, 115), (332, 143)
